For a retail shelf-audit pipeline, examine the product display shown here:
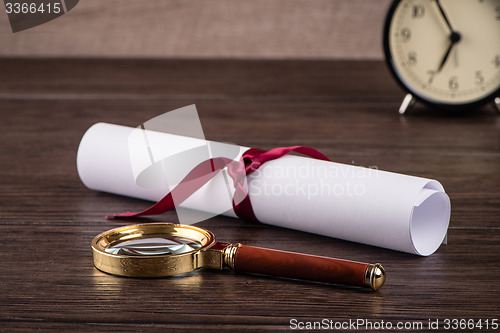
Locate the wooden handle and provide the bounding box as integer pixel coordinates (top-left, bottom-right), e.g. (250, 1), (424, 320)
(233, 244), (371, 288)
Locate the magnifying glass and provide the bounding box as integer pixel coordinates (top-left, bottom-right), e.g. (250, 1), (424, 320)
(91, 223), (386, 290)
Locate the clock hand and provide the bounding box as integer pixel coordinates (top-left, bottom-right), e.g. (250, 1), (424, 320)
(435, 0), (454, 33)
(437, 32), (461, 73)
(433, 0), (461, 72)
(437, 43), (453, 73)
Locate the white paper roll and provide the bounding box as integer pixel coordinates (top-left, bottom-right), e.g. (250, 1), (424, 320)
(77, 123), (451, 256)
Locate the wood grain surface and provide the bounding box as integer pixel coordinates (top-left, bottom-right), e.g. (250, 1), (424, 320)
(0, 58), (499, 332)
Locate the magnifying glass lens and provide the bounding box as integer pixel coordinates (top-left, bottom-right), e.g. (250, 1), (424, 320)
(105, 236), (203, 256)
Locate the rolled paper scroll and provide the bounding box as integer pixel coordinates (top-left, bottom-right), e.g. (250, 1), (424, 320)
(77, 123), (451, 256)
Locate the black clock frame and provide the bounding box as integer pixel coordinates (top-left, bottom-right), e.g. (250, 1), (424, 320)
(383, 0), (500, 111)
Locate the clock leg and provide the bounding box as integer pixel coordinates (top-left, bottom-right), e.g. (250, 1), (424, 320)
(494, 97), (500, 115)
(399, 94), (415, 115)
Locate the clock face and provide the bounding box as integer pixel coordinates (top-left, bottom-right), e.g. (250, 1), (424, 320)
(384, 0), (500, 108)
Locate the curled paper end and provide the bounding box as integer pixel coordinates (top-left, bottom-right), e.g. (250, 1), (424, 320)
(410, 186), (451, 256)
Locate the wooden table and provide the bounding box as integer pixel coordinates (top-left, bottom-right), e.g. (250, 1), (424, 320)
(1, 59), (499, 332)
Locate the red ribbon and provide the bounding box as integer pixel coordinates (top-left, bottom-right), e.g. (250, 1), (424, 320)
(106, 146), (331, 221)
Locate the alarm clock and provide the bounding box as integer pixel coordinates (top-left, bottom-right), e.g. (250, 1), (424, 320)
(383, 0), (500, 114)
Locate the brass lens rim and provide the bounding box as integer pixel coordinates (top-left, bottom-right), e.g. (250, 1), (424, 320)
(91, 223), (216, 277)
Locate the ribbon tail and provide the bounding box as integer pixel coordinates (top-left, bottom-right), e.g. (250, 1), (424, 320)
(106, 157), (232, 219)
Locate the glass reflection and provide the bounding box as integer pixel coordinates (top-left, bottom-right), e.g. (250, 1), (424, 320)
(105, 236), (202, 256)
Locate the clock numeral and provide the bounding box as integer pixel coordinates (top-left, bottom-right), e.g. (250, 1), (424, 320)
(494, 55), (500, 68)
(407, 51), (417, 66)
(427, 70), (436, 84)
(449, 76), (459, 91)
(401, 27), (411, 42)
(412, 5), (425, 18)
(496, 6), (500, 20)
(475, 71), (484, 86)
